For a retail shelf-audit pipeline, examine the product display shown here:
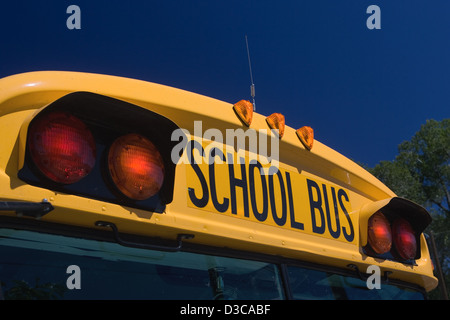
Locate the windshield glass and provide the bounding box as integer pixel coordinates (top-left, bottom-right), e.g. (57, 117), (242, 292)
(0, 228), (424, 300)
(0, 228), (284, 300)
(287, 265), (424, 300)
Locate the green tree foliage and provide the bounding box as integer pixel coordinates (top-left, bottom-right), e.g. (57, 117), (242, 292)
(369, 119), (450, 299)
(3, 279), (66, 300)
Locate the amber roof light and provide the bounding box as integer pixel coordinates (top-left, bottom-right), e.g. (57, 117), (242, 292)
(233, 100), (253, 126)
(296, 126), (314, 150)
(265, 113), (285, 138)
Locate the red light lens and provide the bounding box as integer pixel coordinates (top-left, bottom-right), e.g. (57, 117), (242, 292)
(108, 133), (164, 200)
(393, 218), (417, 260)
(28, 112), (96, 184)
(368, 211), (392, 254)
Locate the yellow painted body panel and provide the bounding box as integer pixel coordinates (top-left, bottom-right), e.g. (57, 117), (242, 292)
(0, 71), (438, 292)
(185, 139), (358, 245)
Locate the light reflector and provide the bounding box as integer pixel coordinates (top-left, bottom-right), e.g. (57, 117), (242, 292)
(393, 218), (417, 260)
(28, 112), (96, 184)
(108, 133), (164, 200)
(367, 211), (392, 254)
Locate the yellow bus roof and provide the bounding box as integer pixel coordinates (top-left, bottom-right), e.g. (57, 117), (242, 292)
(0, 71), (437, 292)
(0, 71), (394, 199)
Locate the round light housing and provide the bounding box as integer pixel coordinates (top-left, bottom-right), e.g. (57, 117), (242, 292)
(392, 218), (417, 260)
(28, 112), (96, 184)
(108, 133), (164, 200)
(367, 211), (392, 254)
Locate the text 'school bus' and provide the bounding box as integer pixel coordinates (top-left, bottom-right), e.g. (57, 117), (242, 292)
(0, 71), (437, 300)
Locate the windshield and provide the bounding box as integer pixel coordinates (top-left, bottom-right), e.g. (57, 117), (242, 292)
(0, 228), (284, 299)
(287, 265), (424, 300)
(0, 228), (424, 300)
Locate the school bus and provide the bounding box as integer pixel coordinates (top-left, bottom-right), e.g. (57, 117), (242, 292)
(0, 71), (438, 300)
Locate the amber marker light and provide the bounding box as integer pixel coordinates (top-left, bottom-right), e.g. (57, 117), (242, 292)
(296, 126), (314, 150)
(233, 100), (253, 126)
(367, 211), (392, 254)
(265, 113), (285, 138)
(108, 133), (165, 201)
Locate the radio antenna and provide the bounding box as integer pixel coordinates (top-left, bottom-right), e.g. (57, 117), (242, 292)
(245, 35), (256, 111)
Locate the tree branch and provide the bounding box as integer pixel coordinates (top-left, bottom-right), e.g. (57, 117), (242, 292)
(431, 199), (450, 216)
(438, 177), (450, 216)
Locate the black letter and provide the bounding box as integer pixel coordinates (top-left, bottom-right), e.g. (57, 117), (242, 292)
(249, 161), (268, 222)
(323, 185), (340, 239)
(269, 169), (287, 226)
(187, 141), (209, 208)
(338, 189), (354, 242)
(307, 179), (325, 234)
(209, 148), (229, 212)
(228, 154), (249, 217)
(286, 172), (304, 230)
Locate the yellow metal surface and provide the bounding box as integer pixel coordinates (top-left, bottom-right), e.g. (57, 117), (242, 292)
(185, 138), (358, 245)
(0, 71), (438, 292)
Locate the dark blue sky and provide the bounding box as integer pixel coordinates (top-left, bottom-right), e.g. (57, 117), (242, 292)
(1, 1), (449, 167)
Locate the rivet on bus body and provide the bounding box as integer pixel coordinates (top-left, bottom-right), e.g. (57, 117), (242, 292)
(102, 206), (107, 211)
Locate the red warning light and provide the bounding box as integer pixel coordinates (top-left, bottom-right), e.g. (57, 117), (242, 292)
(28, 112), (96, 184)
